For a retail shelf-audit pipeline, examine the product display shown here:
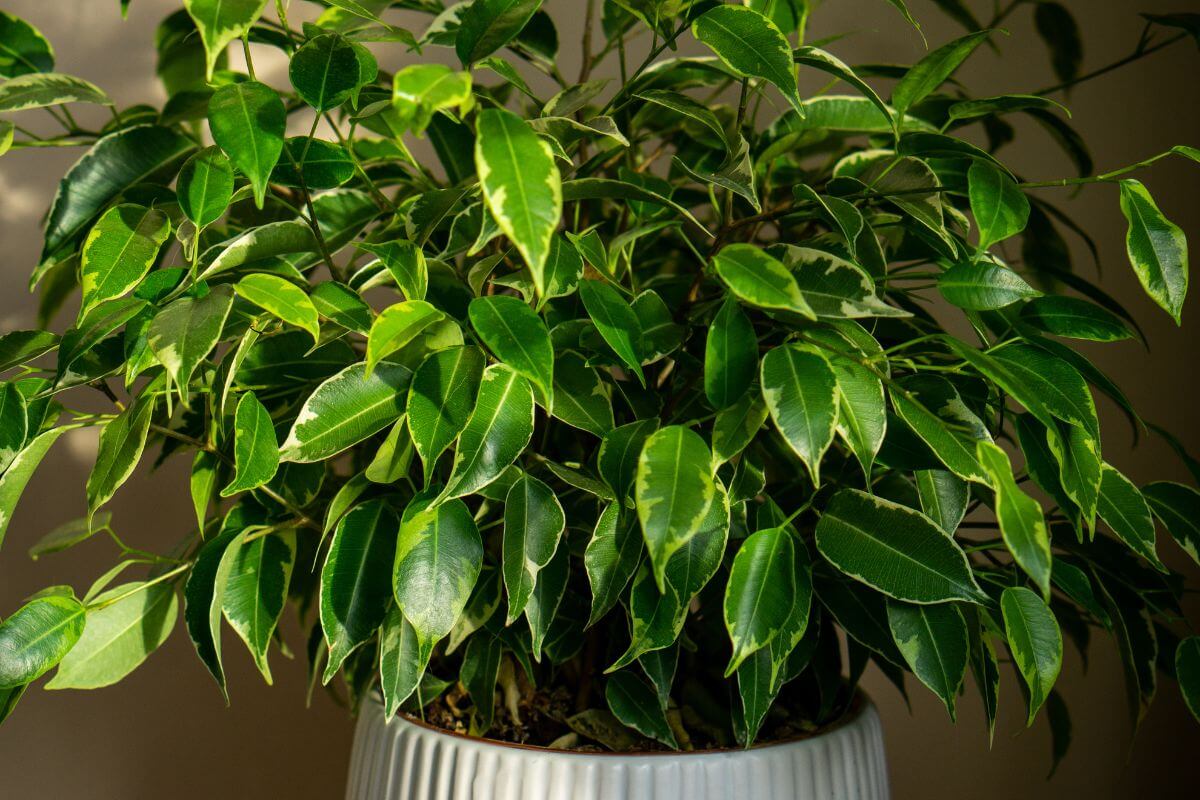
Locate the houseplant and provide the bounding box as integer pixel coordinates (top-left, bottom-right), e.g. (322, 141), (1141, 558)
(1, 0), (1199, 796)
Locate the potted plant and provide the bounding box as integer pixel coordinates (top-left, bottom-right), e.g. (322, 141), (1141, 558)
(1, 0), (1198, 796)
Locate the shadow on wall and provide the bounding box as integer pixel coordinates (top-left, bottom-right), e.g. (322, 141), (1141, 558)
(0, 1), (1197, 799)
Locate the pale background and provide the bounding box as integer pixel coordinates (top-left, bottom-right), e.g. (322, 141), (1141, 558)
(1, 1), (1198, 797)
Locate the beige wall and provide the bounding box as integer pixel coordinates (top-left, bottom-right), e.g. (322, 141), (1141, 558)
(1, 1), (1197, 797)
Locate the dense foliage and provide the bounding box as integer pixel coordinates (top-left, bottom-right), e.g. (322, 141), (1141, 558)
(1, 0), (1199, 761)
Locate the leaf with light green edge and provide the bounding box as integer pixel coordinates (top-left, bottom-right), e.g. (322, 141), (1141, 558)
(393, 496), (483, 652)
(1001, 586), (1063, 725)
(183, 526), (242, 698)
(724, 528), (796, 676)
(319, 499), (398, 683)
(734, 647), (780, 746)
(279, 362), (411, 463)
(552, 350), (614, 437)
(635, 89), (732, 153)
(183, 0), (267, 79)
(475, 107), (562, 300)
(358, 239), (427, 302)
(605, 670), (678, 749)
(207, 81), (285, 208)
(27, 512), (112, 562)
(0, 11), (54, 77)
(42, 124), (194, 261)
(937, 259), (1040, 311)
(78, 204), (170, 318)
(446, 565), (502, 655)
(1141, 482), (1200, 565)
(807, 325), (886, 479)
(0, 330), (57, 373)
(598, 418), (658, 503)
(0, 72), (108, 112)
(86, 393), (157, 521)
(761, 344), (838, 486)
(189, 451), (218, 533)
(1097, 464), (1164, 572)
(366, 301), (446, 376)
(0, 595), (86, 688)
(1046, 421), (1101, 532)
(469, 295), (554, 412)
(220, 529), (295, 683)
(712, 244), (815, 319)
(561, 179), (708, 235)
(891, 375), (990, 484)
(460, 628), (503, 734)
(815, 489), (986, 604)
(311, 281), (372, 334)
(916, 469), (968, 536)
(1019, 295), (1132, 342)
(407, 346), (485, 486)
(392, 64), (473, 134)
(235, 274), (321, 345)
(289, 32), (361, 112)
(0, 427), (70, 552)
(794, 45), (893, 127)
(439, 364), (535, 502)
(1178, 637), (1200, 723)
(892, 30), (993, 118)
(1118, 179), (1188, 324)
(887, 600), (968, 720)
(977, 441), (1052, 599)
(969, 161), (1030, 251)
(502, 474), (565, 624)
(364, 418), (413, 485)
(794, 186), (866, 261)
(198, 220), (317, 281)
(692, 5), (801, 114)
(378, 604), (428, 719)
(455, 0), (542, 65)
(773, 245), (908, 319)
(0, 382), (27, 473)
(537, 234), (583, 303)
(525, 539), (568, 660)
(585, 502), (641, 626)
(54, 296), (145, 383)
(949, 94), (1072, 125)
(177, 147), (234, 229)
(220, 392), (279, 497)
(147, 286), (234, 400)
(704, 297), (757, 410)
(578, 279), (646, 386)
(636, 425), (720, 593)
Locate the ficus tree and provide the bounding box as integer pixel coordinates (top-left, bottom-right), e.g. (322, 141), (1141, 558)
(0, 0), (1198, 763)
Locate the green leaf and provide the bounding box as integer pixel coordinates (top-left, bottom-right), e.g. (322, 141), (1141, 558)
(890, 377), (988, 484)
(1047, 421), (1101, 532)
(815, 488), (985, 604)
(0, 11), (54, 78)
(584, 502), (640, 626)
(184, 0), (268, 79)
(475, 107), (562, 300)
(1001, 586), (1062, 725)
(207, 81), (286, 208)
(1019, 296), (1132, 342)
(0, 383), (27, 473)
(27, 513), (111, 561)
(42, 125), (193, 260)
(461, 629), (503, 734)
(147, 285), (234, 399)
(1178, 637), (1200, 723)
(393, 64), (473, 135)
(0, 72), (108, 112)
(977, 441), (1051, 598)
(969, 162), (1030, 251)
(312, 281), (373, 333)
(774, 246), (908, 319)
(598, 418), (658, 503)
(0, 330), (57, 373)
(279, 361), (412, 463)
(705, 297), (757, 410)
(713, 244), (815, 319)
(692, 5), (802, 113)
(892, 30), (993, 118)
(1118, 179), (1188, 324)
(0, 428), (70, 553)
(551, 350), (613, 437)
(724, 528), (796, 675)
(272, 137), (355, 189)
(440, 364), (535, 501)
(177, 146), (234, 229)
(377, 604), (427, 719)
(938, 260), (1040, 310)
(1142, 481), (1200, 565)
(0, 595), (86, 688)
(366, 300), (446, 375)
(712, 392), (769, 468)
(320, 499), (398, 682)
(605, 670), (678, 748)
(365, 418), (414, 485)
(183, 525), (242, 697)
(578, 279), (646, 385)
(1097, 464), (1164, 571)
(635, 425), (719, 592)
(221, 391), (280, 496)
(86, 393), (157, 520)
(469, 295), (554, 411)
(948, 94), (1070, 123)
(290, 32), (361, 112)
(761, 344), (838, 486)
(393, 496), (484, 649)
(456, 0), (544, 66)
(358, 239), (427, 302)
(561, 178), (707, 234)
(45, 582), (177, 690)
(524, 538), (568, 659)
(198, 220), (316, 281)
(407, 346), (486, 485)
(502, 474), (565, 623)
(235, 273), (321, 344)
(886, 600), (968, 720)
(222, 529), (294, 682)
(807, 326), (886, 478)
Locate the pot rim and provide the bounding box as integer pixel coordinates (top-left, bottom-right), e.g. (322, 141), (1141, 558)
(382, 689), (873, 758)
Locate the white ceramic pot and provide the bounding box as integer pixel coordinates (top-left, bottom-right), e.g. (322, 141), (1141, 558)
(345, 694), (889, 800)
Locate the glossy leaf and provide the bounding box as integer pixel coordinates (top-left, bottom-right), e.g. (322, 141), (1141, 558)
(221, 392), (279, 496)
(235, 274), (321, 344)
(978, 442), (1051, 598)
(407, 346), (486, 485)
(705, 297), (757, 409)
(1097, 464), (1163, 571)
(440, 364), (535, 502)
(469, 295), (554, 411)
(184, 0), (267, 78)
(177, 146), (234, 228)
(0, 595), (85, 688)
(1119, 179), (1188, 324)
(712, 244), (815, 319)
(1002, 586), (1063, 725)
(1142, 481), (1200, 565)
(605, 670), (678, 748)
(692, 5), (802, 113)
(207, 81), (286, 208)
(892, 31), (993, 117)
(290, 33), (361, 112)
(456, 0), (544, 65)
(79, 204), (170, 317)
(502, 474), (565, 623)
(938, 260), (1040, 311)
(969, 162), (1030, 251)
(366, 301), (445, 375)
(724, 528), (796, 675)
(761, 344), (838, 486)
(887, 600), (968, 719)
(578, 279), (646, 385)
(147, 286), (234, 399)
(86, 394), (157, 520)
